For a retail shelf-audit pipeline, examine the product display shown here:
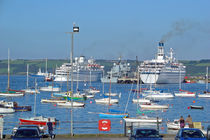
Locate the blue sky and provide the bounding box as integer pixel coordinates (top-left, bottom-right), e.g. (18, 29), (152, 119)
(0, 0), (210, 60)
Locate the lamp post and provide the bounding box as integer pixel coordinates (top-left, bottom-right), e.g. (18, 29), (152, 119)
(66, 24), (79, 136)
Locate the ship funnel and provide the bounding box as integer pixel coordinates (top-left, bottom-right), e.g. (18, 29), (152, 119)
(159, 42), (164, 46)
(157, 42), (165, 60)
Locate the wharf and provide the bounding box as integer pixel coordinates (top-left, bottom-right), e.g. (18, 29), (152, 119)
(4, 134), (176, 139)
(117, 77), (138, 84)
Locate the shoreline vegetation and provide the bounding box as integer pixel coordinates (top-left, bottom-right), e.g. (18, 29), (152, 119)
(0, 59), (210, 77)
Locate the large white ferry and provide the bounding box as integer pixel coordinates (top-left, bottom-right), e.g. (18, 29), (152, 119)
(139, 42), (186, 84)
(54, 56), (104, 82)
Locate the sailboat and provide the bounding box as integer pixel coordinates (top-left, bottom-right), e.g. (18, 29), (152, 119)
(124, 67), (162, 124)
(83, 70), (100, 94)
(95, 79), (119, 104)
(198, 66), (210, 98)
(0, 100), (31, 111)
(56, 65), (85, 108)
(174, 67), (196, 97)
(0, 49), (24, 97)
(98, 79), (128, 118)
(20, 80), (58, 125)
(142, 65), (174, 100)
(22, 64), (40, 94)
(132, 66), (151, 104)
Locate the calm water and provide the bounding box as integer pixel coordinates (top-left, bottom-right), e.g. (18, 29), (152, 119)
(0, 75), (209, 135)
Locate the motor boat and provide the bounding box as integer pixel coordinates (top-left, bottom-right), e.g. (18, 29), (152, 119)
(167, 119), (189, 130)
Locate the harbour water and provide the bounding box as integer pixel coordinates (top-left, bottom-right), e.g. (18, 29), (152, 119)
(0, 75), (209, 135)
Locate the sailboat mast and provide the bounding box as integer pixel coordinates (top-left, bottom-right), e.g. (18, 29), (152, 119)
(27, 64), (29, 89)
(179, 67), (181, 90)
(89, 69), (92, 86)
(76, 67), (79, 91)
(109, 79), (111, 106)
(206, 67), (208, 91)
(7, 48), (10, 90)
(34, 79), (37, 116)
(102, 70), (104, 94)
(45, 58), (48, 74)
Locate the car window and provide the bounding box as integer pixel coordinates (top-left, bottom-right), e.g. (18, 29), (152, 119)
(15, 129), (39, 138)
(18, 126), (41, 134)
(182, 130), (205, 138)
(136, 129), (159, 138)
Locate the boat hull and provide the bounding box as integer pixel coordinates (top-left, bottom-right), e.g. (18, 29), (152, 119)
(123, 117), (162, 123)
(140, 104), (169, 109)
(198, 94), (210, 98)
(0, 92), (24, 97)
(19, 116), (57, 125)
(0, 107), (15, 113)
(99, 113), (128, 118)
(95, 98), (119, 104)
(140, 70), (185, 84)
(14, 106), (31, 111)
(57, 102), (85, 107)
(54, 70), (102, 82)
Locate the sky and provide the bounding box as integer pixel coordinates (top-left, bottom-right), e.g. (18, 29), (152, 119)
(0, 0), (210, 61)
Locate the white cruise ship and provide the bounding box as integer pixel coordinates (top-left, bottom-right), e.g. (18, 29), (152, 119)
(54, 56), (104, 82)
(139, 42), (186, 84)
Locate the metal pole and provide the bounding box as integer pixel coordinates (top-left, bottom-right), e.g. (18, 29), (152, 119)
(8, 48), (10, 90)
(206, 67), (208, 91)
(70, 32), (74, 136)
(27, 64), (29, 89)
(157, 117), (159, 132)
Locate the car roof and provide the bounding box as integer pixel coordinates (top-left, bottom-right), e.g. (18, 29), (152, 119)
(17, 127), (39, 130)
(135, 128), (158, 131)
(181, 128), (202, 131)
(18, 125), (39, 127)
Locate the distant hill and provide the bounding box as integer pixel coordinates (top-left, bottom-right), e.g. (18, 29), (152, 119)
(0, 59), (210, 76)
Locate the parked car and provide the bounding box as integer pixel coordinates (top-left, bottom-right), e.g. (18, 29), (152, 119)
(12, 127), (42, 140)
(175, 128), (206, 140)
(13, 125), (45, 136)
(129, 128), (163, 140)
(206, 125), (210, 140)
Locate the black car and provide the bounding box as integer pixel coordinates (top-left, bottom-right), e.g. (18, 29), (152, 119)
(13, 125), (44, 136)
(129, 128), (163, 140)
(12, 127), (42, 140)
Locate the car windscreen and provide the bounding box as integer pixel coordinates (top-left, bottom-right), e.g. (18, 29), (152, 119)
(15, 129), (39, 138)
(182, 129), (205, 138)
(136, 129), (159, 138)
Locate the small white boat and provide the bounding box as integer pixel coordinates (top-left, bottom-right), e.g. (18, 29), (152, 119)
(104, 93), (118, 96)
(145, 91), (174, 100)
(198, 93), (210, 98)
(0, 91), (24, 97)
(140, 103), (169, 110)
(167, 119), (189, 130)
(95, 98), (119, 104)
(57, 101), (85, 107)
(23, 88), (40, 94)
(54, 75), (68, 82)
(0, 107), (15, 113)
(174, 90), (196, 97)
(123, 116), (162, 123)
(81, 93), (95, 98)
(84, 87), (100, 94)
(132, 98), (151, 104)
(41, 99), (66, 103)
(39, 86), (60, 92)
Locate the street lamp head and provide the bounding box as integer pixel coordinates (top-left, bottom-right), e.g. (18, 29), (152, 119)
(73, 26), (79, 32)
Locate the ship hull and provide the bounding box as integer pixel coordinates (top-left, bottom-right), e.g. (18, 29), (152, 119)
(140, 70), (185, 84)
(54, 70), (102, 82)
